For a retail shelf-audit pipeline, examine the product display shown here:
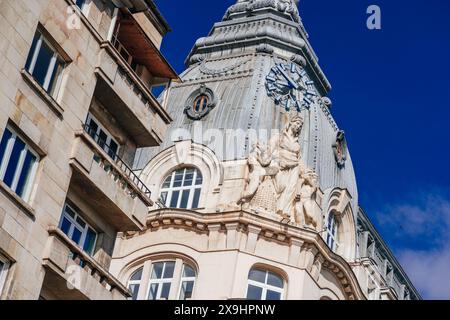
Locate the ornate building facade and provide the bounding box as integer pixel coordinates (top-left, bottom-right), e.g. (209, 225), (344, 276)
(124, 0), (421, 300)
(0, 0), (420, 300)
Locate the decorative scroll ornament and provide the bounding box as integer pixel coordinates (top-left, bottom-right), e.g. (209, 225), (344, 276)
(333, 130), (347, 168)
(238, 111), (322, 230)
(184, 85), (217, 120)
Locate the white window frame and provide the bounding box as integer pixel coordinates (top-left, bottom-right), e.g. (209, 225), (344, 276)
(26, 31), (65, 99)
(146, 261), (176, 300)
(0, 126), (39, 202)
(326, 213), (339, 252)
(160, 168), (202, 209)
(177, 264), (196, 300)
(86, 113), (120, 157)
(127, 267), (143, 300)
(0, 254), (10, 295)
(246, 269), (284, 300)
(59, 203), (97, 256)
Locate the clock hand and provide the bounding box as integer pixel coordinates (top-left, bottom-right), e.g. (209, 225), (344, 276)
(277, 65), (299, 90)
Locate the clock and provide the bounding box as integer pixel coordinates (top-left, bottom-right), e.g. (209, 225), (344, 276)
(266, 62), (318, 112)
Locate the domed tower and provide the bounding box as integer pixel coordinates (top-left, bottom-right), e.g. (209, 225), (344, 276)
(111, 0), (367, 300)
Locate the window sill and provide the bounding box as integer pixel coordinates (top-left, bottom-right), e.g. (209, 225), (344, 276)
(0, 181), (36, 219)
(20, 69), (64, 118)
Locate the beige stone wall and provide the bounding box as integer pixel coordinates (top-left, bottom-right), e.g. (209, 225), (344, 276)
(0, 0), (169, 300)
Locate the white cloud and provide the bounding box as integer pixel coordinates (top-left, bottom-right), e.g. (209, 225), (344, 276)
(375, 190), (450, 299)
(398, 245), (450, 300)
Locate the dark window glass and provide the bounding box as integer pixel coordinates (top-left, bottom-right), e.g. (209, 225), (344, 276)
(0, 128), (12, 165)
(83, 228), (97, 255)
(179, 190), (190, 209)
(98, 130), (107, 150)
(267, 272), (283, 288)
(192, 189), (201, 209)
(163, 262), (175, 279)
(60, 217), (72, 235)
(183, 265), (195, 278)
(180, 281), (194, 300)
(3, 137), (25, 187)
(247, 285), (263, 300)
(151, 263), (163, 279)
(25, 33), (40, 71)
(88, 118), (98, 139)
(71, 228), (82, 245)
(170, 190), (180, 208)
(75, 0), (86, 9)
(15, 151), (37, 197)
(148, 283), (158, 300)
(249, 269), (266, 283)
(108, 140), (118, 158)
(161, 283), (171, 299)
(48, 59), (64, 96)
(129, 283), (140, 300)
(131, 269), (143, 281)
(31, 41), (54, 89)
(266, 290), (281, 300)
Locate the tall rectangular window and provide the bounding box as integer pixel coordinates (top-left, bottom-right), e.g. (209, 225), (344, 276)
(0, 254), (10, 295)
(59, 203), (97, 255)
(85, 113), (120, 159)
(25, 30), (66, 98)
(0, 127), (39, 202)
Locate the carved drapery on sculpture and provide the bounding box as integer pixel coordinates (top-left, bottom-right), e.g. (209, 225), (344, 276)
(239, 112), (323, 231)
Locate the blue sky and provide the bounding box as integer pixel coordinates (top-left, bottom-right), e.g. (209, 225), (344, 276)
(154, 0), (450, 299)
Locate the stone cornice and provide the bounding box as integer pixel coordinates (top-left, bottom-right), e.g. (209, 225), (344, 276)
(133, 208), (366, 300)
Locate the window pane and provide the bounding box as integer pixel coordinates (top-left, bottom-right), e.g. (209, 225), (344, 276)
(148, 283), (159, 300)
(0, 128), (12, 166)
(25, 33), (40, 71)
(163, 262), (175, 279)
(129, 283), (140, 300)
(98, 130), (107, 149)
(108, 140), (118, 159)
(192, 188), (201, 209)
(0, 261), (4, 271)
(170, 191), (180, 208)
(179, 190), (190, 209)
(180, 281), (194, 300)
(195, 172), (203, 185)
(60, 217), (72, 235)
(248, 269), (266, 284)
(162, 176), (171, 188)
(65, 205), (76, 218)
(173, 171), (183, 187)
(131, 268), (143, 281)
(83, 228), (96, 255)
(15, 150), (36, 198)
(151, 263), (164, 279)
(75, 0), (85, 9)
(246, 285), (263, 300)
(160, 192), (168, 205)
(160, 283), (171, 300)
(267, 272), (283, 288)
(48, 59), (64, 96)
(75, 216), (86, 228)
(183, 265), (196, 278)
(183, 172), (194, 186)
(31, 41), (54, 88)
(71, 228), (82, 245)
(3, 137), (25, 187)
(88, 119), (98, 139)
(266, 290), (281, 300)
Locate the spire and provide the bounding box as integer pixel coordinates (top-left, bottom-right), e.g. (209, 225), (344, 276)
(223, 0), (301, 23)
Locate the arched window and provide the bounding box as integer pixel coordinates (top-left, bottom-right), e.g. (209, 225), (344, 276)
(193, 95), (209, 113)
(326, 213), (339, 252)
(246, 268), (284, 300)
(128, 267), (143, 300)
(160, 168), (203, 209)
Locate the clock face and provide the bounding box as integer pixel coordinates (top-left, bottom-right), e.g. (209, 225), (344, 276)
(266, 62), (318, 111)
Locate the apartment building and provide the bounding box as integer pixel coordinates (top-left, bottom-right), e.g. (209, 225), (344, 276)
(0, 0), (178, 300)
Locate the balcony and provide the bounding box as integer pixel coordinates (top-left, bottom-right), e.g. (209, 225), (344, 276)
(41, 227), (131, 300)
(94, 9), (179, 147)
(69, 125), (152, 231)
